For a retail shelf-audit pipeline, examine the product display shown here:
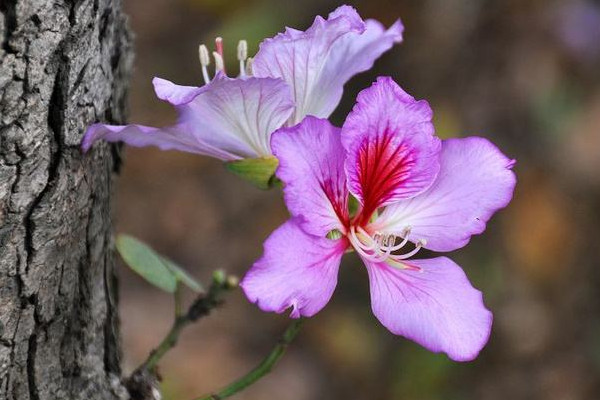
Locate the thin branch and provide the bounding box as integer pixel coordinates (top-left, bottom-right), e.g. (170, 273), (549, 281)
(125, 272), (237, 400)
(193, 318), (304, 400)
(143, 273), (236, 372)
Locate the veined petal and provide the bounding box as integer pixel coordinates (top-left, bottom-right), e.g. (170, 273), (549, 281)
(364, 256), (492, 362)
(178, 74), (294, 159)
(82, 74), (294, 161)
(271, 116), (349, 237)
(81, 123), (238, 160)
(241, 219), (346, 318)
(152, 77), (206, 105)
(343, 77), (441, 221)
(254, 6), (401, 124)
(307, 18), (403, 120)
(376, 137), (517, 252)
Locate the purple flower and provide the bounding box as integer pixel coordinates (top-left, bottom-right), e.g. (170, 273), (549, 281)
(241, 77), (516, 361)
(82, 6), (403, 161)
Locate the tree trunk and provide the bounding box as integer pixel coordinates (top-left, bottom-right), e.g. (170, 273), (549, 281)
(0, 1), (132, 399)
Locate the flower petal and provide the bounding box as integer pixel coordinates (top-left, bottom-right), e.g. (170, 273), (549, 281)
(308, 18), (403, 119)
(342, 77), (441, 221)
(253, 5), (402, 124)
(179, 74), (295, 158)
(82, 75), (294, 161)
(241, 219), (346, 318)
(364, 256), (492, 361)
(81, 123), (238, 160)
(271, 116), (349, 237)
(152, 77), (206, 105)
(376, 137), (517, 252)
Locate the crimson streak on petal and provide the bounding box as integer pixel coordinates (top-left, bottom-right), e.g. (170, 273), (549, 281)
(356, 130), (417, 224)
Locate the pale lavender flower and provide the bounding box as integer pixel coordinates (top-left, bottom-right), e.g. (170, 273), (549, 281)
(82, 6), (403, 161)
(241, 77), (516, 361)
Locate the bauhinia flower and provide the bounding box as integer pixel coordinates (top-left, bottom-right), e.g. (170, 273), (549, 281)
(82, 6), (403, 186)
(240, 77), (516, 361)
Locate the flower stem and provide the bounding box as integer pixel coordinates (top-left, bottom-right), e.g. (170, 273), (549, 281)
(193, 318), (304, 400)
(125, 272), (238, 399)
(138, 272), (237, 373)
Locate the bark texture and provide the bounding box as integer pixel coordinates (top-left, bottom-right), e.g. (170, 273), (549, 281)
(0, 1), (132, 399)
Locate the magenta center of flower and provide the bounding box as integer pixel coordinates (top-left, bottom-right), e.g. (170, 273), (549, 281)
(355, 132), (417, 226)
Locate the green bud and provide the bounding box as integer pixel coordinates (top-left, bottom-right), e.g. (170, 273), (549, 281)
(225, 156), (279, 190)
(212, 269), (226, 285)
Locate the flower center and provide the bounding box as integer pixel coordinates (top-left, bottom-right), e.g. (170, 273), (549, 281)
(198, 37), (251, 84)
(347, 225), (425, 269)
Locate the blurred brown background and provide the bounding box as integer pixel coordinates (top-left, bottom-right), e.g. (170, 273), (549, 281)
(115, 0), (600, 399)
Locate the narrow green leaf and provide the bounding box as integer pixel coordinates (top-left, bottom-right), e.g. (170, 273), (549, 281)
(225, 156), (279, 190)
(161, 256), (204, 293)
(116, 234), (177, 293)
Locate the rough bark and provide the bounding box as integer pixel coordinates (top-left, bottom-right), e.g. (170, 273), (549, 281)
(0, 1), (132, 399)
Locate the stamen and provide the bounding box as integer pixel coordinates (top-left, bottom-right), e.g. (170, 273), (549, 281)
(357, 226), (378, 248)
(350, 235), (378, 260)
(246, 57), (253, 76)
(350, 227), (375, 252)
(237, 40), (248, 76)
(384, 226), (412, 252)
(215, 37), (226, 74)
(349, 227), (390, 262)
(348, 225), (426, 265)
(213, 51), (224, 74)
(198, 44), (211, 84)
(390, 239), (427, 261)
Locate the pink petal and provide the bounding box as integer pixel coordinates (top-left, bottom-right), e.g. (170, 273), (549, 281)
(376, 137), (517, 252)
(271, 116), (349, 237)
(253, 6), (402, 124)
(179, 75), (294, 158)
(364, 256), (493, 361)
(342, 77), (441, 222)
(152, 77), (206, 105)
(309, 18), (403, 118)
(82, 75), (294, 161)
(81, 123), (237, 160)
(241, 219), (346, 318)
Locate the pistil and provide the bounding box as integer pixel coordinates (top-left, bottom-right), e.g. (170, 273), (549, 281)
(215, 37), (226, 74)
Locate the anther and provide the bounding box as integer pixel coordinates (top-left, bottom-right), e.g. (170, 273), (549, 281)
(198, 44), (211, 84)
(385, 226), (412, 252)
(237, 40), (248, 76)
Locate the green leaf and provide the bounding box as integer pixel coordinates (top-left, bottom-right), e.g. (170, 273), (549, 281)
(161, 257), (204, 293)
(225, 156), (279, 190)
(116, 234), (204, 293)
(116, 234), (178, 293)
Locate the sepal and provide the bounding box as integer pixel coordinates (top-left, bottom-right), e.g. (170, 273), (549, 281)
(225, 156), (279, 190)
